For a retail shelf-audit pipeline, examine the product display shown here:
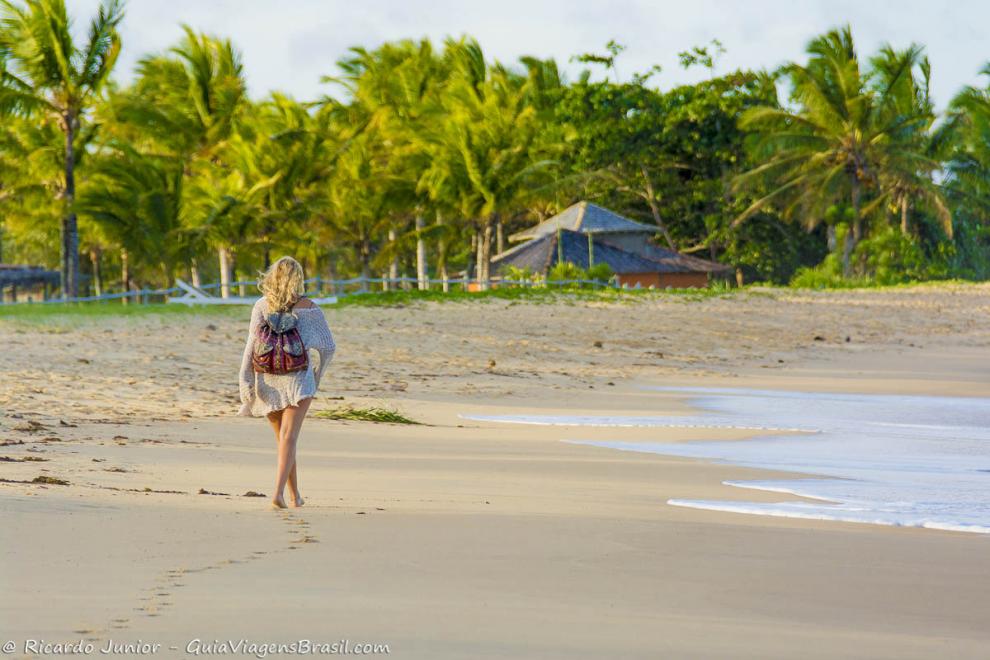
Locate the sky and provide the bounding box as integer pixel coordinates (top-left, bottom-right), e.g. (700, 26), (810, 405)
(64, 0), (990, 112)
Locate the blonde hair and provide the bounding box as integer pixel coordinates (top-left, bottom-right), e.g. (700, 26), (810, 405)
(258, 256), (305, 312)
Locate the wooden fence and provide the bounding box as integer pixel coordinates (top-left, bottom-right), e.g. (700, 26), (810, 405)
(0, 275), (627, 305)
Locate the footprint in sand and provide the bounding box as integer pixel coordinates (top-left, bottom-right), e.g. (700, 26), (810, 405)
(72, 511), (321, 641)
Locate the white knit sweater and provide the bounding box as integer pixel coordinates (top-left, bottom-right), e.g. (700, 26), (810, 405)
(238, 297), (336, 417)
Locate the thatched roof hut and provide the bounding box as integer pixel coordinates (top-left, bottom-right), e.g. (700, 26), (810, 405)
(497, 201), (733, 288)
(509, 201), (656, 242)
(493, 229), (662, 277)
(626, 242), (733, 276)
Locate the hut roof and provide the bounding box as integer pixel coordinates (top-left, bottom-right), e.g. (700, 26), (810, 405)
(629, 242), (734, 274)
(492, 229), (666, 275)
(0, 264), (60, 287)
(509, 201), (657, 242)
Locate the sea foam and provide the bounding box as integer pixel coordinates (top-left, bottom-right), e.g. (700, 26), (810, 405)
(461, 387), (990, 534)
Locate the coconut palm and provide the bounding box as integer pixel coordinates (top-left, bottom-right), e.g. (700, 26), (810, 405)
(107, 26), (248, 295)
(226, 94), (336, 269)
(944, 65), (990, 218)
(329, 39), (450, 289)
(77, 144), (184, 287)
(870, 45), (951, 238)
(322, 129), (397, 287)
(0, 113), (63, 265)
(0, 0), (124, 297)
(110, 26), (245, 159)
(733, 27), (939, 275)
(418, 38), (551, 290)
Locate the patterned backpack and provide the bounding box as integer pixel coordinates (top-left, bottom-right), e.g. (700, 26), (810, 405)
(252, 303), (309, 375)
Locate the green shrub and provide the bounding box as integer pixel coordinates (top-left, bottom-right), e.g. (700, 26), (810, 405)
(852, 226), (946, 285)
(547, 261), (587, 283)
(790, 223), (954, 289)
(789, 253), (861, 288)
(503, 266), (536, 283)
(585, 262), (615, 283)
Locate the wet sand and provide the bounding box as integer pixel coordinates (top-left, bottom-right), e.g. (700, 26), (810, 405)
(2, 284), (989, 658)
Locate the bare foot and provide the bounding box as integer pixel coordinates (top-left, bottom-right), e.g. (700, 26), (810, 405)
(271, 496), (287, 510)
(290, 494), (305, 508)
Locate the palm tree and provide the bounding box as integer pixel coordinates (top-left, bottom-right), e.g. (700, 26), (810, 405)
(943, 65), (990, 224)
(870, 45), (951, 238)
(0, 0), (124, 297)
(107, 26), (248, 295)
(0, 113), (62, 266)
(418, 38), (550, 290)
(733, 27), (938, 275)
(77, 144), (185, 288)
(323, 129), (395, 288)
(328, 39), (449, 290)
(226, 94), (335, 269)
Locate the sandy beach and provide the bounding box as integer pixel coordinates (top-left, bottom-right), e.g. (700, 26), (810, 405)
(3, 284), (990, 659)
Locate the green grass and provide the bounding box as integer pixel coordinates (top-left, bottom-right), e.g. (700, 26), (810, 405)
(328, 284), (738, 308)
(313, 405), (422, 425)
(786, 277), (983, 292)
(0, 285), (739, 320)
(0, 301), (245, 327)
(3, 279), (984, 323)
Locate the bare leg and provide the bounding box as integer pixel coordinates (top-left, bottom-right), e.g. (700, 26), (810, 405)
(272, 397), (312, 509)
(266, 409), (301, 505)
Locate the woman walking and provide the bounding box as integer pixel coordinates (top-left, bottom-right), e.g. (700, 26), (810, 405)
(238, 256), (336, 509)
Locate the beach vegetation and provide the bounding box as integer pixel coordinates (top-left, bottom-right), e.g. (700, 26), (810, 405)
(1, 3), (989, 297)
(313, 405), (422, 425)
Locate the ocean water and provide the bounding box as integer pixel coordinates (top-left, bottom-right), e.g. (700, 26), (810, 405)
(461, 387), (990, 534)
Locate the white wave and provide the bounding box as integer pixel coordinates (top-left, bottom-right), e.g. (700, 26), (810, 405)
(467, 387), (990, 536)
(667, 499), (990, 535)
(458, 413), (818, 433)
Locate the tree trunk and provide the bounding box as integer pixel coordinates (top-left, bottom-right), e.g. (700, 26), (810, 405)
(190, 258), (202, 288)
(89, 247), (103, 297)
(415, 215), (427, 290)
(842, 178), (862, 277)
(437, 225), (449, 293)
(387, 228), (398, 291)
(641, 165), (677, 250)
(826, 225), (837, 253)
(900, 197), (910, 235)
(326, 252), (338, 294)
(480, 218), (494, 291)
(218, 246), (233, 298)
(62, 114), (80, 299)
(359, 239), (371, 292)
(471, 230), (480, 285)
(496, 219), (504, 255)
(121, 248), (130, 305)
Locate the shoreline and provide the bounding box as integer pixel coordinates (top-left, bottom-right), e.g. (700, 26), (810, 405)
(3, 289), (990, 657)
(4, 393), (989, 658)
